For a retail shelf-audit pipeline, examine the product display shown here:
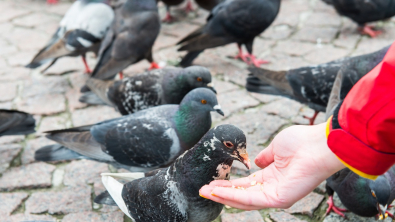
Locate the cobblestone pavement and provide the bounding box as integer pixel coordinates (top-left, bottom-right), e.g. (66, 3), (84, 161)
(0, 0), (394, 221)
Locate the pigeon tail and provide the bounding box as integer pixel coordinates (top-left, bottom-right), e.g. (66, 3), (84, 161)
(79, 92), (108, 105)
(180, 51), (203, 67)
(94, 191), (118, 206)
(0, 111), (36, 136)
(247, 67), (293, 95)
(101, 174), (132, 218)
(34, 144), (86, 162)
(84, 78), (115, 106)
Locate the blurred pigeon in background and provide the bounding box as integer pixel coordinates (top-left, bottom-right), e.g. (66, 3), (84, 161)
(177, 0), (280, 67)
(26, 0), (114, 74)
(0, 110), (35, 137)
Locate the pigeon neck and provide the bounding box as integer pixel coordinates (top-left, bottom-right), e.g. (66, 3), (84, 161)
(172, 143), (234, 195)
(174, 105), (212, 150)
(162, 73), (193, 104)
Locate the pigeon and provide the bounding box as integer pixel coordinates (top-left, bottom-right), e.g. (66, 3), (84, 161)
(26, 0), (114, 74)
(97, 124), (251, 221)
(322, 0), (395, 38)
(87, 0), (161, 88)
(35, 88), (224, 172)
(325, 166), (395, 219)
(0, 110), (36, 137)
(194, 0), (223, 11)
(79, 66), (216, 115)
(177, 0), (280, 67)
(246, 45), (390, 124)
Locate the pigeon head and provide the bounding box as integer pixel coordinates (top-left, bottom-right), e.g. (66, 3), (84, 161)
(183, 66), (216, 93)
(369, 175), (391, 219)
(179, 88), (224, 116)
(200, 124), (251, 171)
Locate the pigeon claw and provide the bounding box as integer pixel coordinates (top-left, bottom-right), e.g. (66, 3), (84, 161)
(245, 54), (270, 67)
(47, 0), (58, 4)
(162, 12), (174, 23)
(303, 111), (319, 125)
(358, 25), (382, 38)
(325, 196), (347, 218)
(184, 0), (193, 13)
(81, 56), (91, 74)
(149, 62), (160, 70)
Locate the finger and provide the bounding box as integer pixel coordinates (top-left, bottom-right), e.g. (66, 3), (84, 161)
(199, 185), (264, 210)
(255, 143), (274, 168)
(210, 186), (273, 208)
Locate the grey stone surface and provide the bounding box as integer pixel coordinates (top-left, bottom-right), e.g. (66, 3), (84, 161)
(0, 192), (28, 216)
(63, 159), (109, 187)
(285, 192), (325, 217)
(221, 210), (264, 222)
(270, 212), (307, 222)
(0, 144), (22, 174)
(62, 211), (125, 222)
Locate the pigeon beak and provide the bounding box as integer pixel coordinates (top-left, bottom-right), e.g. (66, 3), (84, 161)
(377, 204), (388, 220)
(213, 105), (224, 116)
(238, 151), (251, 170)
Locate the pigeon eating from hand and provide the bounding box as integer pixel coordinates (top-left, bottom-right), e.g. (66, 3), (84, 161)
(246, 45), (390, 125)
(26, 0), (114, 74)
(177, 0), (280, 67)
(98, 124), (251, 221)
(322, 0), (395, 38)
(0, 110), (36, 137)
(79, 66), (216, 115)
(87, 0), (161, 89)
(35, 88), (224, 172)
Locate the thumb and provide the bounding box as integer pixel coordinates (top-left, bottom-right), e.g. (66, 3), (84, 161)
(254, 143), (274, 168)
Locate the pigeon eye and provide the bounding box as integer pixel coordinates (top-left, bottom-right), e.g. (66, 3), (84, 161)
(197, 77), (202, 82)
(223, 141), (233, 148)
(201, 99), (207, 104)
(371, 190), (376, 198)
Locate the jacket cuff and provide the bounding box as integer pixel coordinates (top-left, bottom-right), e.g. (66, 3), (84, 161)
(326, 115), (395, 179)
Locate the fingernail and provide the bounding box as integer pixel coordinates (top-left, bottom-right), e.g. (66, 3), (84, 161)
(211, 192), (218, 197)
(199, 193), (208, 199)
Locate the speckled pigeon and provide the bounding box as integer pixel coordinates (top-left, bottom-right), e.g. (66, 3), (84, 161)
(0, 110), (35, 137)
(322, 0), (395, 38)
(35, 88), (224, 172)
(79, 66), (216, 115)
(98, 124), (251, 221)
(246, 45), (390, 124)
(177, 0), (280, 67)
(26, 0), (114, 73)
(87, 0), (161, 89)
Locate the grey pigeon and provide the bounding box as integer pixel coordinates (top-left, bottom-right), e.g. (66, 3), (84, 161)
(98, 124), (251, 221)
(35, 88), (224, 172)
(177, 0), (280, 67)
(322, 0), (395, 38)
(26, 0), (114, 73)
(87, 0), (161, 90)
(246, 45), (390, 124)
(79, 66), (216, 115)
(0, 110), (36, 136)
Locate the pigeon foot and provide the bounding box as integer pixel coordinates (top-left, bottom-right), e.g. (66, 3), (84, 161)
(303, 110), (319, 125)
(119, 71), (124, 80)
(162, 12), (174, 23)
(81, 56), (91, 74)
(47, 0), (58, 4)
(358, 25), (382, 38)
(325, 196), (347, 218)
(245, 54), (269, 67)
(184, 0), (193, 13)
(149, 62), (160, 70)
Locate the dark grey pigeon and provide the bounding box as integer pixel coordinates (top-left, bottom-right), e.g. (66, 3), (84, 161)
(246, 45), (390, 124)
(79, 66), (216, 115)
(25, 0), (114, 73)
(87, 0), (160, 90)
(35, 88), (224, 172)
(177, 0), (280, 67)
(322, 0), (395, 38)
(99, 124), (251, 222)
(0, 110), (36, 136)
(195, 0), (224, 11)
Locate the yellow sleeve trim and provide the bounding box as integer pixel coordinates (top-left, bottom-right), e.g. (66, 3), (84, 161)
(326, 115), (378, 180)
(326, 115), (332, 138)
(337, 158), (378, 180)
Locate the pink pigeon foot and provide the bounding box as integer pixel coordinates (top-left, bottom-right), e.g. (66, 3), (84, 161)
(325, 196), (347, 218)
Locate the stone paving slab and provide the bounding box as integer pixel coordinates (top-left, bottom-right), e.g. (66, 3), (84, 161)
(1, 0), (395, 221)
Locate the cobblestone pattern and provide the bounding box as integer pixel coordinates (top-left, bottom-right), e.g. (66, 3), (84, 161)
(0, 0), (394, 221)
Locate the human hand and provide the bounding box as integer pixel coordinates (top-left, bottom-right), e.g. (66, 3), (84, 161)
(199, 123), (345, 210)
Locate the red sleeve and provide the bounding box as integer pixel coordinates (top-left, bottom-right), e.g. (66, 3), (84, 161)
(327, 42), (395, 179)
